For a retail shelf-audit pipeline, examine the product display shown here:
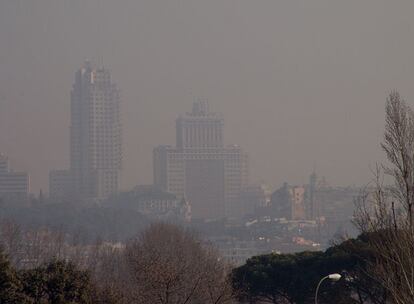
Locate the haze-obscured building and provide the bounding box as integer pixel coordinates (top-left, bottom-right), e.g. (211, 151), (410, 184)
(50, 62), (122, 202)
(270, 183), (306, 220)
(0, 153), (30, 202)
(70, 61), (122, 200)
(239, 185), (267, 217)
(303, 173), (359, 224)
(175, 100), (224, 149)
(312, 185), (359, 224)
(108, 185), (191, 220)
(153, 99), (248, 220)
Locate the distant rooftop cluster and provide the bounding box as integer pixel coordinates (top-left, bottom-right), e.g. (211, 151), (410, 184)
(0, 61), (363, 264)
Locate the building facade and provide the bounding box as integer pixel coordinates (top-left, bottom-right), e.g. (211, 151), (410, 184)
(270, 183), (306, 220)
(0, 154), (30, 202)
(153, 100), (248, 219)
(176, 99), (224, 149)
(69, 62), (122, 200)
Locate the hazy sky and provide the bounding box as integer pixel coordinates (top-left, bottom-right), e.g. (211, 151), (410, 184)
(1, 0), (414, 193)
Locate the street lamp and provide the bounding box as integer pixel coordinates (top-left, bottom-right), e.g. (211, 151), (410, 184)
(315, 273), (342, 304)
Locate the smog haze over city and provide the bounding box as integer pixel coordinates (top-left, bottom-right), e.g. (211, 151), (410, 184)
(3, 1), (414, 303)
(3, 0), (414, 193)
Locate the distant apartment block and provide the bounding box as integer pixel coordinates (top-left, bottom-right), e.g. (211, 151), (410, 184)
(154, 99), (248, 219)
(0, 154), (30, 201)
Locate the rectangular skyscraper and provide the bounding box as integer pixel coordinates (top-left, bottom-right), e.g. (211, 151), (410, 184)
(154, 99), (248, 219)
(70, 62), (122, 200)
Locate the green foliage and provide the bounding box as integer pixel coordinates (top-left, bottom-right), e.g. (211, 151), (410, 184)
(0, 248), (28, 303)
(20, 260), (92, 304)
(233, 251), (333, 303)
(325, 234), (388, 304)
(19, 268), (46, 303)
(232, 235), (387, 304)
(0, 248), (101, 304)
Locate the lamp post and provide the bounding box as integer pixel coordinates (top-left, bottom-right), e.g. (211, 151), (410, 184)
(315, 273), (341, 304)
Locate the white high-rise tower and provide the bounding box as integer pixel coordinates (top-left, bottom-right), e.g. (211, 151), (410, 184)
(70, 62), (122, 200)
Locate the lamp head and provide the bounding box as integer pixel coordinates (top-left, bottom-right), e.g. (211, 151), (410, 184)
(328, 273), (342, 281)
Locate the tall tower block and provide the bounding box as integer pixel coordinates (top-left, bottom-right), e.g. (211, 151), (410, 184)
(70, 62), (122, 200)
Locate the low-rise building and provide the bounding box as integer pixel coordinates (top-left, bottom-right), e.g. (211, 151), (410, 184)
(109, 185), (191, 221)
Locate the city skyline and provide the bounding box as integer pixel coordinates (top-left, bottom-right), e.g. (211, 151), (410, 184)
(1, 2), (412, 302)
(3, 1), (414, 193)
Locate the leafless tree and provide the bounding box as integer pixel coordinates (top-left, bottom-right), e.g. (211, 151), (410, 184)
(200, 249), (237, 304)
(382, 91), (414, 230)
(355, 92), (414, 303)
(123, 222), (235, 304)
(20, 227), (71, 268)
(87, 239), (128, 304)
(0, 219), (95, 269)
(0, 220), (24, 267)
(0, 220), (235, 303)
